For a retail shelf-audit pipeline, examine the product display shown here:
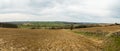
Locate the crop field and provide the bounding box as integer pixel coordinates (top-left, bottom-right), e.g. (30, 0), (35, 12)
(0, 28), (102, 51)
(17, 22), (72, 29)
(0, 25), (120, 51)
(73, 25), (120, 40)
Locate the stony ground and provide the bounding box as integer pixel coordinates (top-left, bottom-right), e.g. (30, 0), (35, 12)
(0, 28), (102, 51)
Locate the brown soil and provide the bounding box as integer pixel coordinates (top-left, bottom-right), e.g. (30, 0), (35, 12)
(0, 28), (101, 51)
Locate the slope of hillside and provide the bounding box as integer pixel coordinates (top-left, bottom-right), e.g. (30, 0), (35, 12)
(74, 25), (120, 32)
(0, 28), (101, 51)
(103, 30), (120, 51)
(73, 25), (120, 51)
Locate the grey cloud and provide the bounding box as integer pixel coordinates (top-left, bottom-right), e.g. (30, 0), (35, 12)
(0, 0), (119, 23)
(29, 0), (54, 8)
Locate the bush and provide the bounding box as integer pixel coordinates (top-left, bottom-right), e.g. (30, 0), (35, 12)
(75, 25), (88, 28)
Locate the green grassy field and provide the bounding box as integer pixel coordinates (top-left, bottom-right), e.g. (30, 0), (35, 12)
(73, 26), (120, 51)
(18, 22), (72, 29)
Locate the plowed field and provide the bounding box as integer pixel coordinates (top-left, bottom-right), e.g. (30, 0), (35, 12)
(0, 28), (101, 51)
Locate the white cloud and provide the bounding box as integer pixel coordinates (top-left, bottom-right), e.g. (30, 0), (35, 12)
(0, 0), (119, 23)
(0, 0), (30, 9)
(0, 13), (77, 22)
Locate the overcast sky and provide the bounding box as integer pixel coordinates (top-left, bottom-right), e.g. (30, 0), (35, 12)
(0, 0), (119, 23)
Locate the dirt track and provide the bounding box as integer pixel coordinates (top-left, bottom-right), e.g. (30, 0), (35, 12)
(0, 28), (101, 51)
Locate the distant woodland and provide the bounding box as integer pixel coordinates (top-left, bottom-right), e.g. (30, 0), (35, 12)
(0, 23), (18, 28)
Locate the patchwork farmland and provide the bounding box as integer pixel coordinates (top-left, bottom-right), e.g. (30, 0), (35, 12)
(0, 22), (120, 51)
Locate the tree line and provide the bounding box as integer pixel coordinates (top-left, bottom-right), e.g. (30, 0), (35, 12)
(0, 23), (18, 28)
